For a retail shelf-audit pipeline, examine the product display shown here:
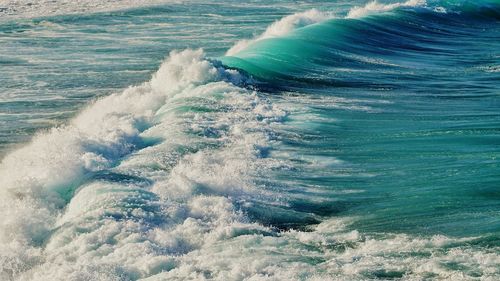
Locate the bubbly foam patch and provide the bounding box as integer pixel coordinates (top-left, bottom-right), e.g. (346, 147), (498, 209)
(138, 218), (500, 280)
(0, 49), (284, 280)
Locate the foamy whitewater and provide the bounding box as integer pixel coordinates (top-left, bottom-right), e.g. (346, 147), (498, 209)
(1, 0), (499, 280)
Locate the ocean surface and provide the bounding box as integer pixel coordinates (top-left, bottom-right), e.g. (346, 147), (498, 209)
(0, 0), (499, 280)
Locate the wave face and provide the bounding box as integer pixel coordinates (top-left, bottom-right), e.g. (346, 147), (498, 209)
(1, 0), (500, 280)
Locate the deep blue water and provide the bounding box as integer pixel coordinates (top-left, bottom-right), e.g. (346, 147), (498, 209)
(1, 0), (499, 280)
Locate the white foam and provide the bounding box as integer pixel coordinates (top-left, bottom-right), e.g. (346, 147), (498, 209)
(0, 44), (311, 279)
(478, 65), (500, 73)
(346, 0), (426, 19)
(0, 49), (288, 280)
(226, 9), (333, 56)
(139, 217), (500, 280)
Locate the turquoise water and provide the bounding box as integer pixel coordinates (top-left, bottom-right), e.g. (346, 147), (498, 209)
(1, 0), (499, 280)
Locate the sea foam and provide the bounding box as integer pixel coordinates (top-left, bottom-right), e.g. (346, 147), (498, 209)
(0, 49), (286, 280)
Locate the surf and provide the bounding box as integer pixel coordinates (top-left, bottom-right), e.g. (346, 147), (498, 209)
(0, 0), (499, 280)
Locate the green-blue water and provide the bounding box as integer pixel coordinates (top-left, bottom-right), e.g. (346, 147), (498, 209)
(1, 0), (499, 280)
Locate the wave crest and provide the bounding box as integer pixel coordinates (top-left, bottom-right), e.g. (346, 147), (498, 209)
(226, 9), (333, 56)
(347, 0), (426, 19)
